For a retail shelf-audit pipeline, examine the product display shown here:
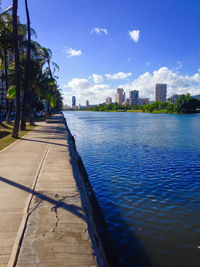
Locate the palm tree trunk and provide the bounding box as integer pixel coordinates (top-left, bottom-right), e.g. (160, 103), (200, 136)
(4, 49), (11, 123)
(0, 76), (4, 117)
(12, 0), (21, 138)
(6, 101), (13, 123)
(29, 89), (34, 125)
(21, 0), (31, 130)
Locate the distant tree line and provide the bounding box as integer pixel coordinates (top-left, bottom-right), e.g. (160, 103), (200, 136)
(82, 94), (200, 114)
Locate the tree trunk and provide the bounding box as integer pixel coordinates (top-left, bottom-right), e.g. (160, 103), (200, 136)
(0, 77), (4, 116)
(12, 0), (21, 138)
(29, 89), (34, 125)
(6, 100), (13, 123)
(4, 49), (10, 123)
(21, 0), (31, 130)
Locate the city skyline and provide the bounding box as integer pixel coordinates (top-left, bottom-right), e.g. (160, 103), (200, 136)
(68, 83), (199, 108)
(2, 0), (200, 106)
(63, 68), (200, 106)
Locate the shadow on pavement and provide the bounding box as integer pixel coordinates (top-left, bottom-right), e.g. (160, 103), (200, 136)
(20, 137), (68, 148)
(0, 176), (86, 222)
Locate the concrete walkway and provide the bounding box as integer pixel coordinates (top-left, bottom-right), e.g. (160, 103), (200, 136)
(0, 116), (97, 267)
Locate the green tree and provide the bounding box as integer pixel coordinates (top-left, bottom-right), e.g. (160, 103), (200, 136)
(92, 106), (99, 111)
(21, 0), (31, 130)
(166, 103), (174, 113)
(159, 102), (168, 110)
(12, 0), (21, 138)
(174, 94), (200, 113)
(112, 104), (120, 110)
(0, 12), (13, 123)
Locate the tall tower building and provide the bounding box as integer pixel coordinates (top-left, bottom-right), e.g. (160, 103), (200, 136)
(115, 88), (125, 106)
(86, 100), (89, 107)
(72, 96), (76, 106)
(106, 97), (112, 104)
(155, 84), (167, 102)
(129, 90), (139, 105)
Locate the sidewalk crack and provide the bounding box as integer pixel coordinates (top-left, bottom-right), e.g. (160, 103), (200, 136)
(28, 199), (43, 216)
(50, 193), (79, 232)
(51, 201), (60, 232)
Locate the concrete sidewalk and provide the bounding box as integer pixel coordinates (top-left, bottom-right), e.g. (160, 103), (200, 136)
(0, 116), (97, 266)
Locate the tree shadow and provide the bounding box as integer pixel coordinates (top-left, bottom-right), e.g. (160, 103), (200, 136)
(31, 126), (68, 139)
(20, 137), (68, 148)
(0, 176), (86, 222)
(0, 131), (10, 139)
(0, 122), (10, 129)
(33, 126), (66, 132)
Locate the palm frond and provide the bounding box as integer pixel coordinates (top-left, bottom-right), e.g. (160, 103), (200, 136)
(52, 61), (59, 73)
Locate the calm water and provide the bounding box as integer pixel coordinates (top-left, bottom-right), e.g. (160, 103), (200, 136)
(64, 111), (200, 267)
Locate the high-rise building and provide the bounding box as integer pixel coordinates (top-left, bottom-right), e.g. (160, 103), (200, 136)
(155, 84), (167, 102)
(172, 94), (180, 103)
(129, 90), (139, 105)
(137, 98), (149, 106)
(106, 97), (112, 104)
(122, 99), (129, 106)
(86, 100), (89, 107)
(72, 96), (76, 106)
(115, 88), (125, 106)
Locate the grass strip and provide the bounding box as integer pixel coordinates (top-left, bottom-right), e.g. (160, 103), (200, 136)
(0, 115), (50, 151)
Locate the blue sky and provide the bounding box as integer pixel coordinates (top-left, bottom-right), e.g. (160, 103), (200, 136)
(1, 0), (200, 105)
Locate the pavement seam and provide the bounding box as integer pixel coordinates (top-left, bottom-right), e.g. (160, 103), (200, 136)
(7, 125), (56, 267)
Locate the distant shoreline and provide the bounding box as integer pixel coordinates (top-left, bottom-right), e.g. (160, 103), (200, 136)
(63, 109), (200, 115)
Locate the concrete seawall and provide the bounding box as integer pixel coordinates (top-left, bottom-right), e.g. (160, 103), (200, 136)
(64, 117), (121, 267)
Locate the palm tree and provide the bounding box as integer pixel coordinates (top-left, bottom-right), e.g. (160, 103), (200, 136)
(21, 0), (31, 130)
(25, 56), (45, 125)
(0, 10), (29, 123)
(40, 47), (59, 114)
(0, 12), (13, 123)
(12, 0), (21, 138)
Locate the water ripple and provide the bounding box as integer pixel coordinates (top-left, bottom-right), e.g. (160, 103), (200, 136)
(64, 111), (200, 267)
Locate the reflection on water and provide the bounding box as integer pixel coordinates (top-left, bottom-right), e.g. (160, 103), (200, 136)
(64, 111), (200, 267)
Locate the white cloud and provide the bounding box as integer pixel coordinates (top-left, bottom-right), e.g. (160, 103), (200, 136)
(129, 30), (140, 43)
(105, 72), (132, 80)
(92, 74), (104, 83)
(91, 27), (108, 35)
(63, 47), (82, 58)
(119, 67), (200, 100)
(63, 78), (115, 105)
(68, 78), (90, 91)
(62, 67), (200, 105)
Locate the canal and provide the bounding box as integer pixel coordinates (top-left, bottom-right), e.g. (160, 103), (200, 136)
(64, 111), (200, 267)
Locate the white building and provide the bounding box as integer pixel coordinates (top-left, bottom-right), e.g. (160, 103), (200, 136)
(115, 88), (125, 106)
(106, 97), (112, 104)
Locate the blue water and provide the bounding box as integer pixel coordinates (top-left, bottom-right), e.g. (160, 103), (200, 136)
(64, 111), (200, 267)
